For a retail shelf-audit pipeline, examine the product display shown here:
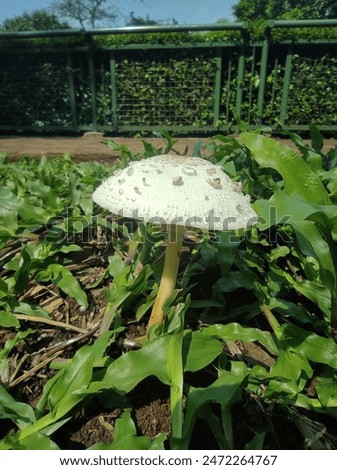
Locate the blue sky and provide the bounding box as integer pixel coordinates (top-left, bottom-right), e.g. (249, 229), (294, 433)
(0, 0), (236, 26)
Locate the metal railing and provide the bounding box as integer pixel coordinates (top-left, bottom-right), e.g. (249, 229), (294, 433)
(0, 20), (337, 133)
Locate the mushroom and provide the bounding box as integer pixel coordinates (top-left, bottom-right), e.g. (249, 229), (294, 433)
(92, 154), (257, 331)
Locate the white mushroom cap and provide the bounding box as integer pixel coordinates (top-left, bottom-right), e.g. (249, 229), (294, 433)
(92, 154), (258, 231)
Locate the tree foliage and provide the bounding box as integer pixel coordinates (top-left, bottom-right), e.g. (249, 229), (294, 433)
(51, 0), (118, 28)
(126, 12), (177, 27)
(0, 9), (70, 32)
(126, 12), (161, 26)
(233, 0), (337, 21)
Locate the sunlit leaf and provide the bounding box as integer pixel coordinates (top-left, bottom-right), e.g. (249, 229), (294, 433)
(99, 335), (171, 393)
(202, 323), (278, 356)
(14, 433), (60, 450)
(265, 349), (312, 399)
(12, 301), (50, 319)
(47, 332), (112, 417)
(0, 309), (20, 328)
(241, 133), (330, 204)
(279, 323), (337, 367)
(184, 330), (223, 372)
(37, 263), (88, 308)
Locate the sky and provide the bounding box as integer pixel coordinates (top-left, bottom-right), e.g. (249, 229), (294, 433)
(0, 0), (236, 26)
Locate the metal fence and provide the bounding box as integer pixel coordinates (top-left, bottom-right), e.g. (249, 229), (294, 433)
(1, 20), (337, 133)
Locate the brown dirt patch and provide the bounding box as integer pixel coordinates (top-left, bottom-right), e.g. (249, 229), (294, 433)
(1, 132), (337, 163)
(0, 133), (211, 162)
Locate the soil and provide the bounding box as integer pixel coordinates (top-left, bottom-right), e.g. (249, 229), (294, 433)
(0, 133), (211, 162)
(1, 132), (337, 162)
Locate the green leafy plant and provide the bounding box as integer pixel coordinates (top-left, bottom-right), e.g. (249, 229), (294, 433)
(1, 129), (337, 450)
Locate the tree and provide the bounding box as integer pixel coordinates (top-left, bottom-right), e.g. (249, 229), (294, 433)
(0, 9), (70, 32)
(126, 12), (177, 26)
(214, 18), (230, 25)
(232, 0), (268, 22)
(51, 0), (118, 28)
(232, 0), (337, 21)
(126, 12), (160, 26)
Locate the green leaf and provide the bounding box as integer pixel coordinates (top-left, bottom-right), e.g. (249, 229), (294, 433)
(135, 288), (157, 320)
(316, 372), (337, 407)
(213, 270), (256, 293)
(241, 133), (330, 205)
(269, 298), (327, 330)
(47, 332), (112, 417)
(167, 331), (184, 439)
(268, 245), (290, 261)
(108, 254), (126, 278)
(183, 330), (223, 372)
(0, 329), (35, 364)
(255, 191), (317, 230)
(293, 220), (336, 291)
(0, 310), (20, 328)
(0, 385), (36, 429)
(57, 244), (83, 254)
(0, 329), (34, 352)
(18, 199), (52, 225)
(0, 279), (9, 298)
(217, 231), (241, 276)
(26, 180), (63, 211)
(286, 278), (331, 320)
(14, 433), (60, 450)
(279, 323), (337, 367)
(265, 349), (312, 399)
(254, 191), (337, 239)
(202, 323), (278, 356)
(13, 247), (32, 295)
(92, 330), (223, 399)
(38, 264), (88, 308)
(13, 301), (50, 319)
(309, 125), (324, 153)
(100, 335), (171, 393)
(0, 431), (60, 450)
(245, 432), (266, 450)
(0, 188), (19, 235)
(173, 370), (245, 450)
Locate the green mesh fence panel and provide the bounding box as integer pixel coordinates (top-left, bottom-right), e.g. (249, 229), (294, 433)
(0, 52), (71, 129)
(115, 49), (217, 128)
(1, 26), (337, 133)
(286, 50), (337, 126)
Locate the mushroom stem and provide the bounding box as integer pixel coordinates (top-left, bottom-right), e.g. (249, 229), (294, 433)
(147, 225), (185, 330)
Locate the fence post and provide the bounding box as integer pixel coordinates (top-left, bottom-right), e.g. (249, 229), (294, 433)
(66, 51), (78, 129)
(279, 44), (294, 126)
(213, 47), (223, 128)
(235, 45), (245, 121)
(109, 50), (118, 131)
(257, 39), (269, 124)
(86, 37), (97, 130)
